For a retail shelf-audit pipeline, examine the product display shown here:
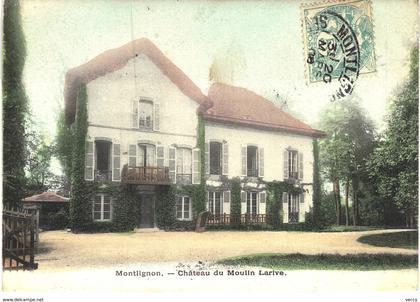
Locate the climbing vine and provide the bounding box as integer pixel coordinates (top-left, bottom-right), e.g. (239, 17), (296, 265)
(69, 84), (91, 232)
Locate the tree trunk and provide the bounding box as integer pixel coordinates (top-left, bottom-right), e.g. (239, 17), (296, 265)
(344, 179), (349, 226)
(333, 179), (341, 225)
(352, 178), (359, 226)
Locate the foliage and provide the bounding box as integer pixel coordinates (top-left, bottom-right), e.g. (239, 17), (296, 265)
(319, 191), (337, 226)
(56, 110), (75, 180)
(3, 0), (29, 207)
(113, 184), (137, 232)
(312, 138), (322, 226)
(357, 231), (418, 250)
(230, 178), (242, 227)
(46, 208), (69, 230)
(24, 127), (55, 196)
(367, 46), (418, 227)
(156, 186), (176, 230)
(196, 113), (206, 214)
(265, 181), (303, 226)
(319, 96), (376, 225)
(69, 85), (91, 232)
(218, 253), (418, 271)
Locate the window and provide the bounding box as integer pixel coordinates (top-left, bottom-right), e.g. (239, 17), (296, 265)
(247, 146), (258, 177)
(138, 144), (155, 167)
(95, 141), (112, 181)
(288, 194), (299, 223)
(209, 142), (222, 175)
(288, 150), (298, 179)
(246, 192), (258, 215)
(208, 191), (223, 215)
(176, 196), (192, 220)
(176, 148), (192, 184)
(138, 100), (153, 129)
(93, 194), (112, 221)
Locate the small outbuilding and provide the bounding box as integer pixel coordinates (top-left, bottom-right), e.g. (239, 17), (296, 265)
(23, 192), (69, 230)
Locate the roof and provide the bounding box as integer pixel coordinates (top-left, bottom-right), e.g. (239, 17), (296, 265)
(64, 38), (211, 125)
(204, 83), (325, 137)
(64, 39), (324, 137)
(23, 192), (69, 203)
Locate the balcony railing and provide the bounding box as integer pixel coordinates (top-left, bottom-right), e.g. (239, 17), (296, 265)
(207, 213), (267, 226)
(287, 171), (299, 180)
(121, 165), (171, 185)
(176, 174), (192, 185)
(247, 169), (258, 177)
(94, 170), (112, 182)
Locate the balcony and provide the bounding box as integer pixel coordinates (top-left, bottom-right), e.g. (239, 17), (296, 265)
(207, 214), (268, 226)
(121, 165), (171, 185)
(247, 169), (258, 177)
(286, 171), (299, 180)
(176, 174), (192, 185)
(94, 170), (112, 182)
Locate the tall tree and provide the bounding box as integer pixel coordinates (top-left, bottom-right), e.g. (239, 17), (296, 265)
(367, 46), (418, 227)
(319, 97), (376, 225)
(3, 0), (29, 207)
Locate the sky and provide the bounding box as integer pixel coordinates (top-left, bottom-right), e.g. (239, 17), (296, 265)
(20, 0), (418, 141)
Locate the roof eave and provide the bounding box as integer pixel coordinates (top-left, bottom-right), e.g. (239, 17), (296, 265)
(203, 114), (326, 138)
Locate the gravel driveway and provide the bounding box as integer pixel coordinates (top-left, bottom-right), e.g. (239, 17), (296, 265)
(3, 229), (417, 292)
(35, 229), (417, 270)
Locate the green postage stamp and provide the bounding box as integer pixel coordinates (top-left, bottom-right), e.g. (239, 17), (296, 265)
(301, 0), (376, 98)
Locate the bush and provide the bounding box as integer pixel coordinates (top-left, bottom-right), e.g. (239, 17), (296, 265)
(46, 208), (69, 230)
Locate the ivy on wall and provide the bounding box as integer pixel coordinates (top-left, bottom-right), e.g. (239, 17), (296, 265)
(312, 138), (321, 226)
(69, 85), (92, 232)
(196, 113), (206, 215)
(230, 177), (241, 227)
(266, 181), (303, 227)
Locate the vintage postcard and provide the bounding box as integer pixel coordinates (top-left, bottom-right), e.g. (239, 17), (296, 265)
(2, 0), (418, 300)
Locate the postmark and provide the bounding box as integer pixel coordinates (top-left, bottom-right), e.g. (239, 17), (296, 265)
(301, 0), (375, 101)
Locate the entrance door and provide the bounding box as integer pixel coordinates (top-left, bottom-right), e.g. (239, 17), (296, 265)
(138, 194), (155, 228)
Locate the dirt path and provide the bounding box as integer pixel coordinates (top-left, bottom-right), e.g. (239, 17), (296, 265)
(34, 229), (416, 270)
(3, 229), (417, 292)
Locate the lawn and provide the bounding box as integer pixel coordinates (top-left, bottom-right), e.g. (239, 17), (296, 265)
(217, 253), (418, 270)
(357, 231), (418, 250)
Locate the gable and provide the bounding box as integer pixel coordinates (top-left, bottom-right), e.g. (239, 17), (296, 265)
(64, 38), (211, 125)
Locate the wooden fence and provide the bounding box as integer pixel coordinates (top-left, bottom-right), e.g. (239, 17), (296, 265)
(3, 208), (38, 270)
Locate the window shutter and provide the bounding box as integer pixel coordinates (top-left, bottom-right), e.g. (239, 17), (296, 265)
(241, 191), (246, 203)
(132, 100), (138, 128)
(300, 192), (305, 203)
(259, 148), (264, 177)
(283, 150), (289, 180)
(223, 191), (231, 203)
(169, 147), (176, 183)
(205, 143), (209, 175)
(154, 102), (160, 131)
(192, 148), (200, 184)
(282, 192), (289, 223)
(259, 192), (266, 203)
(222, 143), (229, 175)
(128, 144), (137, 167)
(112, 144), (121, 181)
(85, 141), (94, 180)
(241, 146), (247, 176)
(156, 145), (165, 167)
(298, 152), (304, 180)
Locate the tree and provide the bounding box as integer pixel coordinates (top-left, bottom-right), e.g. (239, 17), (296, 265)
(24, 127), (55, 196)
(367, 46), (418, 227)
(3, 0), (29, 207)
(319, 97), (376, 225)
